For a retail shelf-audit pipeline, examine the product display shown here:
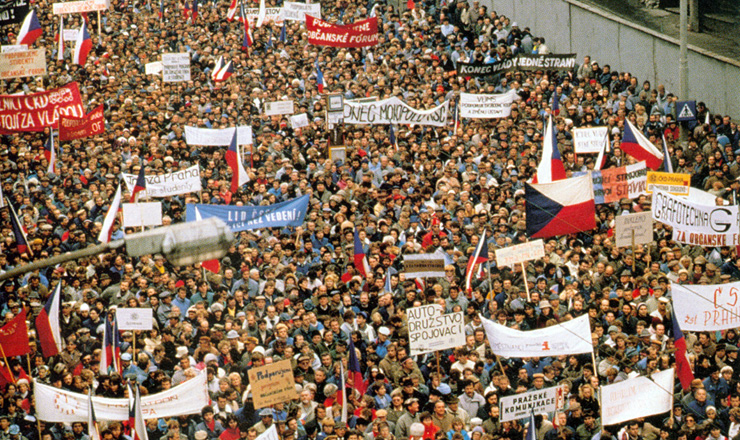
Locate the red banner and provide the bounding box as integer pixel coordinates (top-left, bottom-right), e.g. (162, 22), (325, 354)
(0, 82), (84, 133)
(59, 104), (105, 141)
(0, 309), (30, 357)
(306, 16), (378, 48)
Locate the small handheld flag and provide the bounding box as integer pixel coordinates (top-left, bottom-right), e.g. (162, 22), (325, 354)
(18, 10), (43, 46)
(130, 165), (146, 203)
(353, 229), (370, 277)
(315, 58), (324, 93)
(72, 22), (92, 65)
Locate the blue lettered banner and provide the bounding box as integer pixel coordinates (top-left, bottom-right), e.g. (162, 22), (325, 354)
(186, 195), (309, 232)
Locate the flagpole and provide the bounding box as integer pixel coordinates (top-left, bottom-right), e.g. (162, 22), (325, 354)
(521, 262), (531, 302)
(97, 11), (101, 36)
(631, 230), (636, 273)
(0, 345), (16, 384)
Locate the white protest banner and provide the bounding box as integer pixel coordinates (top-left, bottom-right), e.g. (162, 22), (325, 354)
(0, 49), (46, 80)
(407, 304), (465, 356)
(290, 113), (309, 129)
(264, 100), (294, 116)
(573, 127), (608, 154)
(495, 239), (544, 267)
(459, 90), (518, 119)
(116, 308), (153, 331)
(481, 314), (593, 358)
(403, 254), (446, 278)
(62, 29), (78, 41)
(614, 212), (653, 248)
(122, 202), (163, 228)
(122, 165), (202, 198)
(35, 372), (209, 422)
(184, 126), (253, 146)
(145, 61), (163, 75)
(245, 7), (284, 24)
(1, 45), (28, 53)
(162, 53), (190, 83)
(652, 190), (740, 247)
(53, 0), (107, 14)
(283, 2), (320, 21)
(343, 97), (449, 127)
(671, 281), (740, 331)
(601, 369), (674, 425)
(500, 385), (566, 422)
(247, 360), (296, 407)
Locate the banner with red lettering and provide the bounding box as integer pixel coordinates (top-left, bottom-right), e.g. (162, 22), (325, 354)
(59, 104), (105, 141)
(306, 16), (378, 48)
(0, 82), (84, 133)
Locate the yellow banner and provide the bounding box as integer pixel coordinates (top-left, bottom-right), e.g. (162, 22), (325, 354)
(646, 171), (690, 195)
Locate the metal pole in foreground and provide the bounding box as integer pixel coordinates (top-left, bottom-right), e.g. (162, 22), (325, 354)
(679, 0), (689, 144)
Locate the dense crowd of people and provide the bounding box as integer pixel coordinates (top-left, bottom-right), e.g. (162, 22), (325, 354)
(1, 0), (740, 440)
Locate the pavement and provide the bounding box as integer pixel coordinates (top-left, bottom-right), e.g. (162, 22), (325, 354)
(578, 0), (740, 63)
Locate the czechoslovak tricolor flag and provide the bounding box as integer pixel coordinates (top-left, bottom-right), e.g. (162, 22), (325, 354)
(44, 131), (56, 174)
(36, 283), (63, 357)
(225, 129), (250, 193)
(532, 115), (566, 183)
(8, 203), (31, 256)
(348, 338), (365, 396)
(316, 58), (324, 93)
(88, 389), (102, 440)
(130, 165), (146, 202)
(465, 229), (488, 294)
(73, 22), (93, 66)
(100, 314), (121, 374)
(98, 185), (122, 243)
(214, 61), (234, 82)
(18, 10), (42, 46)
(525, 174), (596, 239)
(671, 312), (694, 390)
(130, 384), (149, 440)
(620, 120), (664, 170)
(353, 229), (370, 277)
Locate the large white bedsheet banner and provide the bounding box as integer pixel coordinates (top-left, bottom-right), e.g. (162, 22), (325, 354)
(342, 97), (449, 127)
(601, 369), (674, 425)
(480, 314), (593, 358)
(671, 281), (740, 331)
(184, 126), (254, 145)
(35, 372), (209, 422)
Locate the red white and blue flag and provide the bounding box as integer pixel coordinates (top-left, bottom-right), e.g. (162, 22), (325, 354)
(348, 338), (365, 396)
(132, 384), (148, 440)
(671, 312), (694, 390)
(621, 120), (664, 170)
(389, 125), (398, 150)
(241, 2), (253, 51)
(551, 92), (559, 116)
(213, 60), (234, 83)
(211, 56), (223, 81)
(525, 174), (596, 239)
(225, 129), (249, 193)
(130, 165), (146, 202)
(353, 229), (370, 277)
(465, 229), (488, 294)
(98, 185), (122, 243)
(73, 22), (92, 65)
(159, 0), (165, 20)
(44, 131), (56, 174)
(8, 203), (31, 257)
(533, 115), (566, 183)
(18, 10), (42, 46)
(100, 314), (121, 374)
(227, 0), (237, 21)
(191, 0), (198, 20)
(315, 58), (324, 93)
(662, 134), (673, 173)
(36, 283), (63, 357)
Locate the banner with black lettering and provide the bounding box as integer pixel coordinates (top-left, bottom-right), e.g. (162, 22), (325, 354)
(500, 385), (566, 422)
(343, 96), (448, 126)
(460, 90), (519, 118)
(122, 165), (202, 197)
(652, 190), (740, 246)
(407, 304), (465, 356)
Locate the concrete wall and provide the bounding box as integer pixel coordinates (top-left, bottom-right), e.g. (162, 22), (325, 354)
(480, 0), (740, 118)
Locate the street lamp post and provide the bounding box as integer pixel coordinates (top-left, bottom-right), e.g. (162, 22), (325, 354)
(0, 218), (234, 282)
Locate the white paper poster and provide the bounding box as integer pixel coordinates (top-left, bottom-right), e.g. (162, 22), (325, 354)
(35, 372), (209, 422)
(671, 281), (740, 331)
(116, 308), (154, 330)
(481, 314), (593, 358)
(1, 45), (28, 54)
(184, 126), (253, 146)
(122, 202), (163, 228)
(122, 165), (202, 198)
(459, 90), (518, 119)
(162, 53), (190, 83)
(408, 304), (465, 356)
(290, 113), (309, 129)
(264, 100), (294, 116)
(614, 212), (653, 248)
(495, 239), (545, 266)
(573, 127), (608, 154)
(500, 385), (566, 422)
(652, 190), (740, 246)
(403, 254), (446, 278)
(283, 2), (320, 21)
(601, 369), (674, 425)
(145, 61), (163, 75)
